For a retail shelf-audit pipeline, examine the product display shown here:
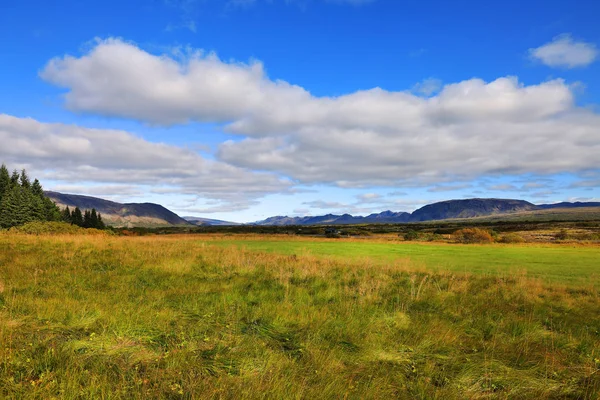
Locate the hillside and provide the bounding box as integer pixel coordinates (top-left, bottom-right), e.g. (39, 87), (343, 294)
(45, 191), (191, 228)
(409, 198), (536, 222)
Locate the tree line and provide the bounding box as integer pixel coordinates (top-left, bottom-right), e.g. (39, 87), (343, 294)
(61, 206), (105, 229)
(0, 164), (105, 230)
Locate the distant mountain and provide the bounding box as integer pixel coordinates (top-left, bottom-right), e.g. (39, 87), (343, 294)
(254, 210), (411, 225)
(409, 198), (536, 222)
(538, 201), (600, 209)
(183, 216), (240, 226)
(45, 191), (191, 228)
(253, 198), (600, 226)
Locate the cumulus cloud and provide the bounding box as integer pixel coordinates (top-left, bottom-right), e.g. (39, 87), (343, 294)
(41, 39), (600, 189)
(356, 193), (382, 202)
(0, 114), (290, 210)
(529, 34), (598, 68)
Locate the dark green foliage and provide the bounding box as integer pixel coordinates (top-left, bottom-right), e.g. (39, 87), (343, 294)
(97, 212), (105, 229)
(83, 209), (92, 228)
(62, 206), (72, 223)
(403, 230), (419, 241)
(10, 169), (19, 186)
(71, 207), (84, 227)
(0, 163), (62, 229)
(69, 207), (104, 229)
(0, 165), (9, 204)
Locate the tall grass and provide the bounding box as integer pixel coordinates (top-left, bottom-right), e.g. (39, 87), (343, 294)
(0, 234), (599, 399)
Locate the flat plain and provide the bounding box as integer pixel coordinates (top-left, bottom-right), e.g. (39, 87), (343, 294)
(1, 233), (599, 399)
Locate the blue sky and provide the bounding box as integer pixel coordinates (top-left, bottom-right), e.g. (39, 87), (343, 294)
(1, 0), (599, 222)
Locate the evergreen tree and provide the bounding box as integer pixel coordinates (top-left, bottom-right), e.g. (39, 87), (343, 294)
(0, 185), (33, 228)
(27, 190), (46, 221)
(31, 179), (44, 197)
(97, 213), (105, 229)
(90, 208), (99, 228)
(0, 164), (9, 204)
(19, 169), (31, 189)
(71, 207), (84, 227)
(83, 209), (92, 228)
(62, 206), (72, 223)
(10, 170), (19, 186)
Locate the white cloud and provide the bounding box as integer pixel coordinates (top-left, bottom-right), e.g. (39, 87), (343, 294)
(0, 114), (290, 211)
(356, 193), (382, 202)
(41, 39), (600, 190)
(529, 34), (598, 68)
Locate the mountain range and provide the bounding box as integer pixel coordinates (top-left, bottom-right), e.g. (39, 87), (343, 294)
(45, 191), (599, 227)
(253, 198), (600, 225)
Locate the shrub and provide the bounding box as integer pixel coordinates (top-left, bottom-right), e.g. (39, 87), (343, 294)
(498, 233), (525, 243)
(9, 221), (109, 236)
(554, 229), (569, 240)
(403, 230), (419, 241)
(452, 228), (494, 244)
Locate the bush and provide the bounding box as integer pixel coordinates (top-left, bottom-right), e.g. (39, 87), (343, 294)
(403, 230), (419, 241)
(9, 221), (109, 236)
(554, 229), (569, 240)
(498, 233), (525, 243)
(452, 228), (494, 244)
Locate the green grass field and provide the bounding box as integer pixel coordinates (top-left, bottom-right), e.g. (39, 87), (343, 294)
(213, 238), (600, 285)
(1, 234), (599, 399)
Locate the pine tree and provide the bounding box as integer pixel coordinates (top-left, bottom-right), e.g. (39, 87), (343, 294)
(0, 164), (9, 204)
(43, 197), (61, 222)
(19, 169), (31, 189)
(83, 209), (91, 228)
(72, 207), (83, 227)
(10, 170), (19, 187)
(0, 185), (33, 228)
(31, 179), (44, 197)
(90, 208), (99, 228)
(62, 206), (72, 223)
(97, 213), (105, 229)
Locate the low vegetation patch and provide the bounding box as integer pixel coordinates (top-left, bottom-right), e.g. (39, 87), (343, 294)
(6, 221), (109, 236)
(452, 227), (494, 244)
(498, 232), (526, 244)
(0, 234), (599, 398)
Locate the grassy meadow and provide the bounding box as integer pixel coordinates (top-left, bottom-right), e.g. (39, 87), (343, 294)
(1, 233), (600, 399)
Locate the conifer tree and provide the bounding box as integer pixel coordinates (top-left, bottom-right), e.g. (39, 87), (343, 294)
(71, 207), (84, 227)
(0, 164), (9, 204)
(10, 170), (19, 186)
(62, 206), (72, 223)
(31, 179), (44, 197)
(19, 169), (31, 189)
(97, 212), (105, 229)
(83, 209), (91, 228)
(90, 208), (99, 228)
(0, 185), (33, 228)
